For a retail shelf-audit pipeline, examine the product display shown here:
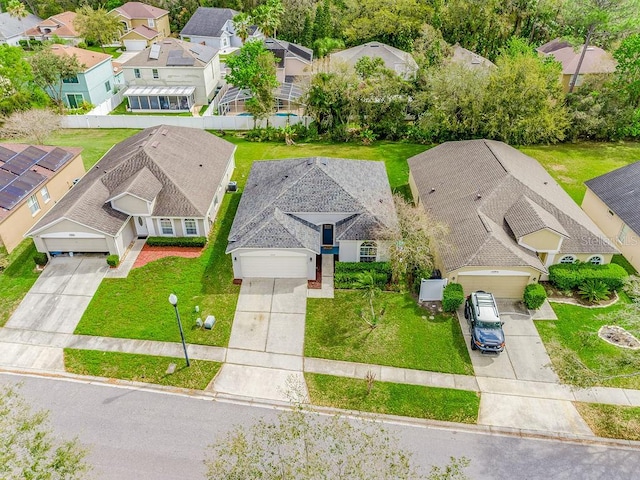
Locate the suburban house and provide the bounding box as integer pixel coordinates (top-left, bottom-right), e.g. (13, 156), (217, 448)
(449, 44), (495, 70)
(48, 45), (120, 109)
(0, 11), (41, 46)
(330, 42), (419, 80)
(27, 126), (235, 258)
(583, 162), (640, 273)
(408, 140), (617, 298)
(0, 144), (84, 253)
(110, 2), (170, 51)
(537, 38), (616, 92)
(122, 38), (221, 112)
(179, 7), (263, 51)
(264, 38), (313, 83)
(25, 11), (81, 44)
(227, 157), (397, 280)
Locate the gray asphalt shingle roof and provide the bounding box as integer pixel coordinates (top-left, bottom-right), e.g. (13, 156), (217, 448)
(180, 7), (237, 37)
(123, 38), (217, 68)
(585, 161), (640, 235)
(28, 126), (235, 236)
(227, 157), (397, 253)
(408, 140), (616, 273)
(0, 12), (41, 40)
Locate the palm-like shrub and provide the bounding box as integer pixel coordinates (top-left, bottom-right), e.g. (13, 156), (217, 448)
(578, 279), (610, 303)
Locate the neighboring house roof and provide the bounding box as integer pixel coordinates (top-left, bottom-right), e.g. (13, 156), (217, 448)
(227, 158), (397, 253)
(330, 42), (418, 78)
(264, 37), (313, 66)
(0, 144), (80, 221)
(585, 161), (640, 235)
(123, 38), (218, 68)
(49, 44), (111, 71)
(408, 140), (616, 274)
(27, 126), (236, 237)
(536, 39), (616, 75)
(0, 12), (41, 41)
(449, 44), (495, 70)
(112, 2), (168, 19)
(122, 24), (159, 40)
(180, 7), (238, 37)
(25, 11), (78, 38)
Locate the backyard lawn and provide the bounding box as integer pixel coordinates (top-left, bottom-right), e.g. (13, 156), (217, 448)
(64, 349), (221, 390)
(0, 239), (40, 327)
(305, 291), (473, 375)
(305, 373), (479, 423)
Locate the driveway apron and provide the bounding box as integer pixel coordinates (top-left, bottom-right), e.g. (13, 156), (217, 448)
(213, 278), (308, 402)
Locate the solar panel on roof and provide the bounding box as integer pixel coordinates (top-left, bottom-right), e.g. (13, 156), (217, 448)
(0, 146), (16, 162)
(38, 147), (73, 172)
(0, 170), (16, 189)
(0, 169), (46, 210)
(20, 146), (47, 161)
(2, 153), (36, 175)
(0, 190), (20, 210)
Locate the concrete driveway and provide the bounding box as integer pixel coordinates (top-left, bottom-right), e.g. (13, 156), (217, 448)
(213, 278), (308, 402)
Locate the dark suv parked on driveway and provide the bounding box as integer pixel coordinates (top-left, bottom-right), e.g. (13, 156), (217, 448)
(464, 291), (505, 354)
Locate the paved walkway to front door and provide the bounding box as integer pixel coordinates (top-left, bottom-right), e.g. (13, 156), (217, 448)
(212, 278), (308, 402)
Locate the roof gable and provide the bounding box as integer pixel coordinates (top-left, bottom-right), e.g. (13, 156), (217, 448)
(114, 2), (168, 19)
(504, 195), (568, 238)
(123, 38), (217, 68)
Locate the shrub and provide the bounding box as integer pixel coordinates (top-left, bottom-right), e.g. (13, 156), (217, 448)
(548, 262), (627, 291)
(523, 283), (547, 309)
(442, 282), (464, 313)
(578, 279), (610, 303)
(33, 252), (48, 266)
(146, 237), (207, 247)
(334, 262), (392, 289)
(106, 254), (119, 267)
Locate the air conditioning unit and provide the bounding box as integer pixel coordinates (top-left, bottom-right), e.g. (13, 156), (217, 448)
(227, 181), (238, 192)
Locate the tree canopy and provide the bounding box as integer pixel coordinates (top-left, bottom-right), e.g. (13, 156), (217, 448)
(73, 5), (123, 52)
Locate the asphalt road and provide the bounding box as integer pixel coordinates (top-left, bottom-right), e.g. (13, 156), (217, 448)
(1, 372), (638, 480)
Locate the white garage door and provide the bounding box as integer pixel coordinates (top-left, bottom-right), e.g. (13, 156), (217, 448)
(43, 237), (109, 253)
(124, 39), (147, 51)
(458, 274), (530, 299)
(239, 251), (308, 278)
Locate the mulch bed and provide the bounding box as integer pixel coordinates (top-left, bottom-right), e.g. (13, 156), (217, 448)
(133, 245), (204, 269)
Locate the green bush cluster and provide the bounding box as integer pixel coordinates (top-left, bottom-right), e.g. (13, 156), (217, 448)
(106, 254), (119, 267)
(32, 252), (48, 266)
(523, 283), (547, 309)
(146, 237), (207, 248)
(548, 262), (628, 291)
(442, 283), (464, 313)
(334, 262), (392, 289)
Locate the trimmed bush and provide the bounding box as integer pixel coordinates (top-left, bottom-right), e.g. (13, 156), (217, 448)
(146, 236), (206, 248)
(442, 282), (464, 313)
(334, 262), (392, 289)
(578, 279), (610, 303)
(548, 262), (628, 291)
(33, 252), (48, 266)
(106, 254), (119, 267)
(523, 283), (547, 309)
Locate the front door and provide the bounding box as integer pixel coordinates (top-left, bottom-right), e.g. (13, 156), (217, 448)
(322, 224), (333, 245)
(135, 216), (149, 238)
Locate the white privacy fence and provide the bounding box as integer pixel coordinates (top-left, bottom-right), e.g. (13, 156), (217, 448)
(419, 278), (448, 302)
(61, 114), (312, 130)
(87, 89), (126, 116)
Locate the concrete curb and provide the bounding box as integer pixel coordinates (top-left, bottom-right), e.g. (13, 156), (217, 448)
(2, 367), (639, 450)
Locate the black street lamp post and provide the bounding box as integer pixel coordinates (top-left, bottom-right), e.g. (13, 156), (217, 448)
(168, 293), (190, 367)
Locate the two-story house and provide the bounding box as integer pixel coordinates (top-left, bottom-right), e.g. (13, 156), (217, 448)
(179, 7), (263, 51)
(110, 2), (170, 51)
(122, 38), (221, 112)
(25, 11), (81, 45)
(0, 11), (41, 46)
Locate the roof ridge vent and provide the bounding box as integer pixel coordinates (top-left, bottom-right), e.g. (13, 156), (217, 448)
(307, 158), (314, 166)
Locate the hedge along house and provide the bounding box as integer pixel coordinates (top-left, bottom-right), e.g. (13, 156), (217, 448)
(408, 140), (617, 298)
(27, 126), (235, 258)
(227, 158), (397, 280)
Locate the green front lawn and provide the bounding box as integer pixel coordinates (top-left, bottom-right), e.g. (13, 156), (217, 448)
(305, 291), (473, 375)
(75, 194), (241, 346)
(536, 297), (640, 389)
(0, 239), (40, 327)
(85, 46), (122, 58)
(306, 373), (479, 423)
(520, 142), (640, 204)
(575, 403), (640, 441)
(64, 349), (221, 390)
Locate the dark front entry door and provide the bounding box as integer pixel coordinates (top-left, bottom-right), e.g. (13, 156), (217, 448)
(322, 224), (334, 245)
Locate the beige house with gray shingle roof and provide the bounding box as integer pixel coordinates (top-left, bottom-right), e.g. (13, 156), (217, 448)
(408, 140), (617, 298)
(27, 125), (235, 258)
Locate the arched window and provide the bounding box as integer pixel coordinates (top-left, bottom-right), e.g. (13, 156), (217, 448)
(359, 241), (377, 263)
(559, 255), (576, 264)
(588, 255), (603, 265)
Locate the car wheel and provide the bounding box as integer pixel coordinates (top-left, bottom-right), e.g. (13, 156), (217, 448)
(470, 338), (477, 350)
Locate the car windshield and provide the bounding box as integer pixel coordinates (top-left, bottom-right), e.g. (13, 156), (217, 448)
(477, 320), (501, 329)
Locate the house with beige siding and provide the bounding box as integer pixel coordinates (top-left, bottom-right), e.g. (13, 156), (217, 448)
(25, 11), (81, 44)
(110, 2), (170, 51)
(583, 162), (640, 273)
(0, 144), (84, 253)
(27, 126), (235, 258)
(408, 140), (617, 298)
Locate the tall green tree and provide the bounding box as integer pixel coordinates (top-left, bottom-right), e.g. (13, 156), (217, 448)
(7, 0), (31, 49)
(29, 47), (84, 111)
(251, 0), (284, 38)
(73, 5), (123, 52)
(303, 67), (355, 134)
(278, 0), (314, 43)
(613, 32), (640, 107)
(0, 45), (48, 114)
(312, 0), (331, 41)
(232, 12), (253, 44)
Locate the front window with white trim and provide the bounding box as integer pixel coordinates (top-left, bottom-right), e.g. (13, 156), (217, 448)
(360, 241), (377, 263)
(184, 218), (197, 236)
(559, 255), (576, 264)
(160, 218), (173, 235)
(588, 255), (603, 265)
(40, 186), (50, 203)
(27, 195), (40, 215)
